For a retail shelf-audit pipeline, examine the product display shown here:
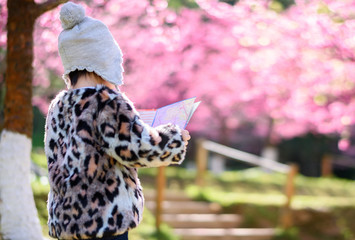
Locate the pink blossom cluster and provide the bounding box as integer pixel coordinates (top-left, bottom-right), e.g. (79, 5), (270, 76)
(1, 0), (355, 147)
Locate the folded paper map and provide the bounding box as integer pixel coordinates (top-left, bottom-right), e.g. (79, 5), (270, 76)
(138, 97), (200, 129)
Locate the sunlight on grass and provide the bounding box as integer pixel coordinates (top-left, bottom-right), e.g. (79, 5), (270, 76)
(186, 185), (286, 207)
(293, 195), (355, 209)
(182, 167), (355, 210)
(31, 151), (48, 170)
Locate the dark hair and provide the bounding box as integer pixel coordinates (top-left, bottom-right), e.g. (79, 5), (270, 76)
(69, 69), (88, 87)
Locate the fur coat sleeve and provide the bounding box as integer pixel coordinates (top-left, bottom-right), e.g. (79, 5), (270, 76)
(97, 91), (187, 168)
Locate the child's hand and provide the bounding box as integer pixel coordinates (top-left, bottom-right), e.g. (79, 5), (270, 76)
(181, 129), (191, 146)
(149, 128), (162, 145)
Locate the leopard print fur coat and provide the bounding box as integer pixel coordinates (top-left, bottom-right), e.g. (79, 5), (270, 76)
(44, 85), (186, 239)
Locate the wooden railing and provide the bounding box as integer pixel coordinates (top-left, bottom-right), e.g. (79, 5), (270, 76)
(154, 139), (298, 231)
(196, 139), (298, 228)
(155, 166), (166, 231)
(196, 139), (291, 184)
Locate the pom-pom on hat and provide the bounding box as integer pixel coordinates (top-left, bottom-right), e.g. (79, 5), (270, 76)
(58, 2), (124, 86)
(59, 2), (85, 30)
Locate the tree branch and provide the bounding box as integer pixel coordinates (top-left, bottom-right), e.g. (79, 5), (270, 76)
(35, 0), (68, 18)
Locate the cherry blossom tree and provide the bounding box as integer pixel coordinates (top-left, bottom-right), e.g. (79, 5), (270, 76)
(115, 0), (355, 146)
(2, 0), (355, 145)
(0, 0), (67, 239)
(15, 0), (355, 146)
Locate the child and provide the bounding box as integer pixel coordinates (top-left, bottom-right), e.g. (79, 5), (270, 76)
(44, 2), (190, 239)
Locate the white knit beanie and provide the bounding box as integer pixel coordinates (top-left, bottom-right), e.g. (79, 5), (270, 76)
(58, 2), (124, 86)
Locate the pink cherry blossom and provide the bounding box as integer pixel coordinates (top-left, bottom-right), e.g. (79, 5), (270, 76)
(1, 0), (355, 149)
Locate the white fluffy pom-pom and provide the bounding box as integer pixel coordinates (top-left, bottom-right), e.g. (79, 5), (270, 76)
(60, 2), (86, 30)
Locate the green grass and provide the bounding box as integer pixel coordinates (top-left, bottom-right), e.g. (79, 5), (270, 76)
(31, 151), (48, 169)
(31, 177), (51, 237)
(137, 167), (355, 209)
(186, 185), (355, 209)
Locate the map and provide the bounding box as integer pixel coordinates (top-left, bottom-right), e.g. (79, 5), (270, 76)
(138, 97), (200, 129)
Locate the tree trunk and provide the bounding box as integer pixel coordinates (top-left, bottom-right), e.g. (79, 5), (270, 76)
(0, 131), (43, 239)
(4, 0), (36, 138)
(0, 0), (66, 238)
(0, 1), (43, 239)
